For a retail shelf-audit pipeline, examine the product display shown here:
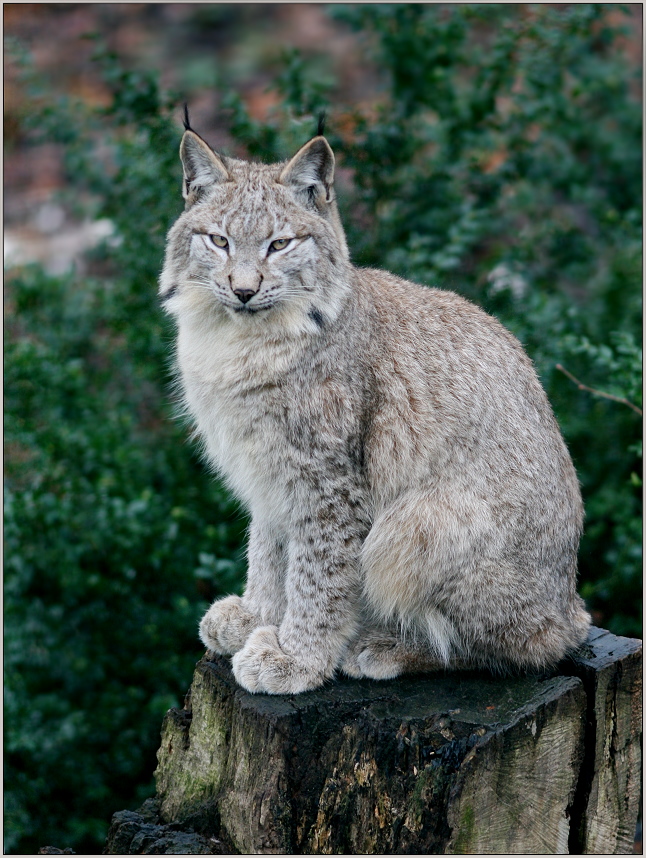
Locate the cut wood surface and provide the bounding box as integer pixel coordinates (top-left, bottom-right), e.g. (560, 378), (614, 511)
(105, 627), (641, 855)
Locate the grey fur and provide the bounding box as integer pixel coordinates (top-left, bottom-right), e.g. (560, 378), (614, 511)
(159, 127), (591, 694)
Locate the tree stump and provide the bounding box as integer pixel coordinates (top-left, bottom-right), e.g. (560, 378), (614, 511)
(105, 627), (641, 855)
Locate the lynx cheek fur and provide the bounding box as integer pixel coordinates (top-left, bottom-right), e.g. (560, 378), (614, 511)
(159, 119), (591, 695)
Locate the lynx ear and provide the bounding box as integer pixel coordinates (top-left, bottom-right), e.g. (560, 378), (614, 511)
(279, 136), (335, 207)
(180, 130), (230, 201)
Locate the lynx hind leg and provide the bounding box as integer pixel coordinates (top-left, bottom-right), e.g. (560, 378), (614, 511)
(350, 488), (481, 679)
(199, 594), (260, 656)
(339, 630), (411, 680)
(340, 617), (458, 681)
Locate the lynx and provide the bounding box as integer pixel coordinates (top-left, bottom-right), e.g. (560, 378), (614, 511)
(159, 116), (591, 695)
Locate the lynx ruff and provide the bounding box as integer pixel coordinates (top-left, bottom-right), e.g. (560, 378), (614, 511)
(160, 121), (591, 695)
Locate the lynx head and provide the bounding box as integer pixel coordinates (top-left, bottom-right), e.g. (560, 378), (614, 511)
(160, 117), (351, 333)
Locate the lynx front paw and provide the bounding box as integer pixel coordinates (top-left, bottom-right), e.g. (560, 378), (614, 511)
(231, 627), (325, 695)
(199, 595), (259, 655)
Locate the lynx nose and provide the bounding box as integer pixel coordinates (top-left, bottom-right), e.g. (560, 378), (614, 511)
(232, 288), (256, 304)
(230, 272), (262, 305)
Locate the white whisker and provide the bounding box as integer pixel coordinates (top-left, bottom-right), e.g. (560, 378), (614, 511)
(186, 277), (216, 291)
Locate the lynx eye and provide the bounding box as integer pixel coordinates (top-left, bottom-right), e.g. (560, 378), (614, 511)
(209, 234), (229, 249)
(269, 237), (291, 252)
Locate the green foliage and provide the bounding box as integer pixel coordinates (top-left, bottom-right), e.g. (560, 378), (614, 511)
(4, 58), (247, 854)
(4, 262), (247, 853)
(4, 5), (641, 853)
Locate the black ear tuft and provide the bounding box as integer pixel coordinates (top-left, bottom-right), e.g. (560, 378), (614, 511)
(183, 103), (192, 132)
(317, 111), (327, 137)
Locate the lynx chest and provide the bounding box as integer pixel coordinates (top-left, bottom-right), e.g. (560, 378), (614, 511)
(177, 323), (337, 524)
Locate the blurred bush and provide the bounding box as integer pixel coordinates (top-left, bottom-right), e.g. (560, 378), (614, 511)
(4, 4), (641, 853)
(4, 52), (247, 855)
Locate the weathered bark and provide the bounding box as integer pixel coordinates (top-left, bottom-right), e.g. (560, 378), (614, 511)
(562, 627), (642, 854)
(103, 799), (227, 855)
(105, 627), (641, 855)
(38, 849), (76, 855)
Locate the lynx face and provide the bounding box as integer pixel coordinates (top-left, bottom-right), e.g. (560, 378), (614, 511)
(160, 130), (351, 332)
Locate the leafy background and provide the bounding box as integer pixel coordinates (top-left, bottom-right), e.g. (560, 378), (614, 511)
(4, 4), (642, 854)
